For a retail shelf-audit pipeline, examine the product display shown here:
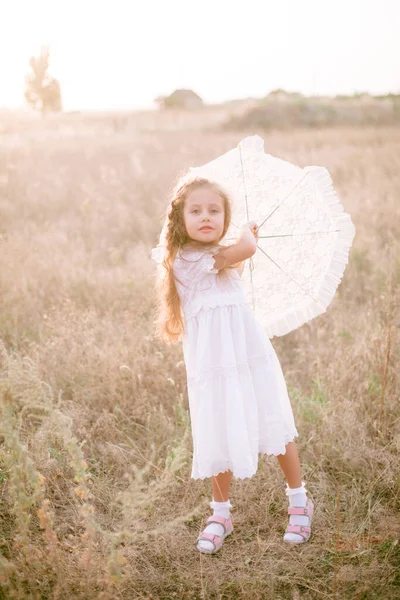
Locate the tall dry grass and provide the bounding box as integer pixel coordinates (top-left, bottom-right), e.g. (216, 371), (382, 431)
(0, 112), (399, 599)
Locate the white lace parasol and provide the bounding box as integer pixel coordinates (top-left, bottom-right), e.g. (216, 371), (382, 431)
(152, 135), (356, 338)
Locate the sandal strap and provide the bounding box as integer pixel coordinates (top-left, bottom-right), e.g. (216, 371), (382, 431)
(198, 532), (222, 543)
(286, 524), (310, 535)
(287, 498), (313, 517)
(206, 515), (231, 534)
(287, 506), (310, 515)
(206, 515), (229, 525)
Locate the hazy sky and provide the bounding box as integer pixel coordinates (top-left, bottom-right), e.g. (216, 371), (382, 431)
(1, 0), (399, 110)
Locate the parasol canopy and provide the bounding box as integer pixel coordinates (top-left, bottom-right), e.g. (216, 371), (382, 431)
(183, 134), (356, 338)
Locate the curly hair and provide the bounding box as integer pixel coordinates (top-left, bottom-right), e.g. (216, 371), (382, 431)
(152, 176), (238, 345)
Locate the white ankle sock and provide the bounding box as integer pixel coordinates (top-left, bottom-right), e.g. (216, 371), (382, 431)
(283, 481), (309, 542)
(197, 498), (232, 552)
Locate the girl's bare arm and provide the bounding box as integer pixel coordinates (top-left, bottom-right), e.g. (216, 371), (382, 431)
(211, 226), (257, 271)
(213, 230), (257, 269)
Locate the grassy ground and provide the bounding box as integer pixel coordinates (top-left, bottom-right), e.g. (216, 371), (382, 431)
(0, 111), (399, 599)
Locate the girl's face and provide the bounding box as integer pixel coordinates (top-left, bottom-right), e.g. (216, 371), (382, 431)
(183, 186), (225, 244)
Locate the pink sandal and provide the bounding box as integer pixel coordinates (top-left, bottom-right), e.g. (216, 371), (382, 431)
(196, 514), (234, 554)
(283, 497), (314, 543)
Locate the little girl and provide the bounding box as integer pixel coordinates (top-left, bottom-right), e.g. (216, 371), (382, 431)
(151, 175), (314, 554)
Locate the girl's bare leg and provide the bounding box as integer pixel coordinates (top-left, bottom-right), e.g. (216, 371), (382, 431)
(211, 442), (302, 498)
(210, 443), (301, 497)
(211, 469), (233, 501)
(276, 441), (302, 487)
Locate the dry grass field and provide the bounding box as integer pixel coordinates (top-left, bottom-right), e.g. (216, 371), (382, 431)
(0, 109), (399, 599)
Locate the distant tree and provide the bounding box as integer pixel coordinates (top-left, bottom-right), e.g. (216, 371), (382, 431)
(24, 46), (62, 114)
(155, 89), (203, 110)
(267, 88), (288, 97)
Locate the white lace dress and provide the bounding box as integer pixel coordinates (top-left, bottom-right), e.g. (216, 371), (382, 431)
(153, 243), (299, 480)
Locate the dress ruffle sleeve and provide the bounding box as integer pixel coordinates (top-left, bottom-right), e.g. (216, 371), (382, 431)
(173, 246), (222, 288)
(151, 246), (165, 265)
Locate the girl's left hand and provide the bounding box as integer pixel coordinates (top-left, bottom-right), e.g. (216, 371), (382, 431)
(238, 221), (259, 243)
(250, 223), (259, 242)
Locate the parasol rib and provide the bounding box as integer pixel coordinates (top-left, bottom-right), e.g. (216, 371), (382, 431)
(256, 245), (319, 303)
(223, 230), (340, 242)
(258, 230), (340, 238)
(238, 142), (256, 312)
(258, 171), (310, 230)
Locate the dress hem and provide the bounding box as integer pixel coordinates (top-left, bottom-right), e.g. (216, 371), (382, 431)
(190, 431), (299, 481)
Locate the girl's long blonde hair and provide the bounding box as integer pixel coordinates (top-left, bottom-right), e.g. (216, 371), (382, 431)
(152, 176), (238, 345)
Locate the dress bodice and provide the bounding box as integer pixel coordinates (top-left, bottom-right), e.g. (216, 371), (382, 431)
(171, 244), (250, 321)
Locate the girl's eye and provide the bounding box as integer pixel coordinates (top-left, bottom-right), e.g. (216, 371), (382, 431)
(192, 209), (219, 214)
